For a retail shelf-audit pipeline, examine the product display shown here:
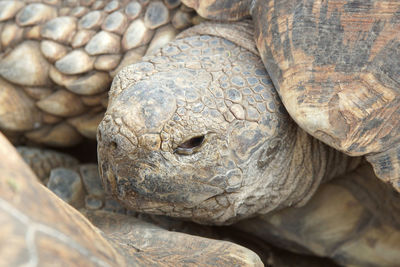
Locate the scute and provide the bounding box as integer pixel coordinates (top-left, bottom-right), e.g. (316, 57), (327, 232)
(252, 0), (400, 191)
(0, 133), (262, 266)
(0, 0), (196, 146)
(182, 0), (400, 192)
(98, 22), (357, 227)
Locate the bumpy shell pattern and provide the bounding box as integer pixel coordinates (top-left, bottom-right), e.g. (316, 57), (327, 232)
(181, 0), (400, 191)
(0, 132), (263, 266)
(0, 0), (195, 146)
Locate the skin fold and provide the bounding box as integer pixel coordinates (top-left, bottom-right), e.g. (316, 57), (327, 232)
(98, 21), (400, 266)
(97, 21), (360, 225)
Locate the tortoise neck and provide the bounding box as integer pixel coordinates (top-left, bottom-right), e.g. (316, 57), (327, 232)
(177, 20), (258, 55)
(284, 128), (362, 208)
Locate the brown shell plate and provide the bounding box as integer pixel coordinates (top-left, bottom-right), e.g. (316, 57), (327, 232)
(182, 0), (400, 191)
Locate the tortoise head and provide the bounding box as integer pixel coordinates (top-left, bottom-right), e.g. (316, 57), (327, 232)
(97, 23), (324, 225)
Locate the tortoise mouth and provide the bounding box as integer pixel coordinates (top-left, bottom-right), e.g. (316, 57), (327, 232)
(99, 168), (231, 224)
(97, 114), (247, 225)
(97, 145), (241, 225)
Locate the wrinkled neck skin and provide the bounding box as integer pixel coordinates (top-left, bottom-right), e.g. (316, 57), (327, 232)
(98, 21), (360, 225)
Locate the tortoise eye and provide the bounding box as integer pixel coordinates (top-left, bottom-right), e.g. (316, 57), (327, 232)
(175, 136), (205, 155)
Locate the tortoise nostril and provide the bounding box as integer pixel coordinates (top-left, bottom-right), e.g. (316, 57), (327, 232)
(97, 129), (102, 142)
(110, 141), (118, 150)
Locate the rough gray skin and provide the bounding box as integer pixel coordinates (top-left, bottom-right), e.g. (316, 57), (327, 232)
(181, 0), (400, 193)
(17, 146), (342, 267)
(97, 21), (361, 225)
(0, 130), (263, 267)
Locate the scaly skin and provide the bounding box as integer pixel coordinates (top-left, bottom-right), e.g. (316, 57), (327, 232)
(17, 145), (345, 267)
(0, 131), (262, 266)
(17, 146), (79, 181)
(0, 0), (195, 146)
(99, 22), (400, 266)
(234, 164), (400, 267)
(97, 21), (360, 225)
(180, 0), (400, 192)
(20, 141), (400, 266)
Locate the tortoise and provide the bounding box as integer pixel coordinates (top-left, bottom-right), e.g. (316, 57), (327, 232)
(0, 0), (198, 147)
(7, 139), (346, 267)
(15, 145), (346, 267)
(0, 131), (264, 266)
(2, 0), (400, 265)
(179, 0), (400, 192)
(96, 17), (400, 266)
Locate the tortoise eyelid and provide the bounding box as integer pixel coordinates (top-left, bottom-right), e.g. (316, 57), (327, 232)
(174, 135), (205, 155)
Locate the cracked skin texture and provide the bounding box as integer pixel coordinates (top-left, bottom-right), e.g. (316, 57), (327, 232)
(180, 0), (400, 192)
(0, 131), (264, 266)
(98, 21), (400, 267)
(97, 21), (360, 225)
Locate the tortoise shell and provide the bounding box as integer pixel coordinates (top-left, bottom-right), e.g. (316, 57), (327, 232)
(182, 0), (400, 191)
(0, 132), (262, 266)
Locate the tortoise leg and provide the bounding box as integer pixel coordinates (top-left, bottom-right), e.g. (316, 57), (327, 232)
(233, 164), (400, 267)
(0, 132), (124, 266)
(17, 146), (106, 210)
(0, 132), (262, 266)
(83, 210), (263, 266)
(21, 146), (343, 266)
(0, 0), (196, 147)
(20, 146), (341, 266)
(17, 146), (79, 183)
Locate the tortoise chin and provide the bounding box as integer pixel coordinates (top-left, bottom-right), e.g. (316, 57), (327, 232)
(97, 108), (302, 225)
(96, 26), (340, 225)
(97, 118), (249, 225)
